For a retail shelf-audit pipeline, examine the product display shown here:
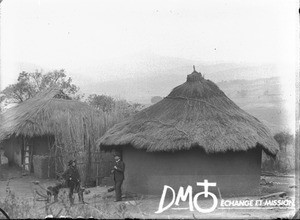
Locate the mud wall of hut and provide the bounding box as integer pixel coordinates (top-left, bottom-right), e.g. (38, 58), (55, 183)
(1, 135), (117, 185)
(2, 137), (23, 167)
(122, 146), (262, 197)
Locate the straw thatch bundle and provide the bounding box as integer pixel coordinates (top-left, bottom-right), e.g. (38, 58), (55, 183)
(98, 70), (279, 156)
(0, 87), (104, 146)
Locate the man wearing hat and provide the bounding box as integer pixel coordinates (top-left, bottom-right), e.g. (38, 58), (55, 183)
(111, 153), (125, 202)
(47, 159), (83, 204)
(61, 159), (82, 205)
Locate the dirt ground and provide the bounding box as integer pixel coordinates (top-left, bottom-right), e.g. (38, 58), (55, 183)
(0, 166), (298, 219)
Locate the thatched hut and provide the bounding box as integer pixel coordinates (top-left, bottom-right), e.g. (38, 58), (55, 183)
(0, 87), (108, 185)
(98, 68), (279, 196)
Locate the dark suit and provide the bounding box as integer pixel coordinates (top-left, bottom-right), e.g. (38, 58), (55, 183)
(113, 160), (125, 201)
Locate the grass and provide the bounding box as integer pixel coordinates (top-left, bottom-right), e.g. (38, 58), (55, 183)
(0, 190), (31, 219)
(0, 182), (296, 219)
(0, 187), (145, 219)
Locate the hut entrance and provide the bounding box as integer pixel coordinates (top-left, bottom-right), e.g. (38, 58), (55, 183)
(22, 139), (33, 173)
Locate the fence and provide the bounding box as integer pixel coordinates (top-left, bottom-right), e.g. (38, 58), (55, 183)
(91, 150), (115, 186)
(64, 149), (115, 187)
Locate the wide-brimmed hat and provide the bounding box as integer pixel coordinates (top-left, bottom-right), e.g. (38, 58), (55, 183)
(114, 151), (121, 157)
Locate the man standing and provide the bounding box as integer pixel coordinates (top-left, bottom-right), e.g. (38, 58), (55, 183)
(48, 159), (84, 204)
(62, 159), (83, 205)
(111, 154), (125, 202)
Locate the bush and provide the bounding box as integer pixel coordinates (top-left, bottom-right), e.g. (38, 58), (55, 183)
(151, 96), (163, 104)
(262, 131), (295, 174)
(236, 89), (248, 98)
(274, 131), (293, 151)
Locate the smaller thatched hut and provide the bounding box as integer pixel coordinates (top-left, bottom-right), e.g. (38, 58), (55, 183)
(98, 68), (279, 196)
(0, 87), (109, 184)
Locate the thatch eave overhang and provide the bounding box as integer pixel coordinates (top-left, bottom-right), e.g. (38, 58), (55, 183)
(99, 135), (278, 157)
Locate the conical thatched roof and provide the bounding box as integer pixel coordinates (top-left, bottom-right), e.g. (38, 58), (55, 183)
(98, 69), (279, 156)
(0, 87), (104, 148)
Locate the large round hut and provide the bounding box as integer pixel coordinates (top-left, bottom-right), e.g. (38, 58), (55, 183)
(98, 68), (279, 196)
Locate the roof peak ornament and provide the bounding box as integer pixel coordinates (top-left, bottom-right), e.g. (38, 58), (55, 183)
(187, 65), (202, 82)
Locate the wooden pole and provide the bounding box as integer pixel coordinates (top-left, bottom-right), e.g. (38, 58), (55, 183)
(96, 163), (99, 186)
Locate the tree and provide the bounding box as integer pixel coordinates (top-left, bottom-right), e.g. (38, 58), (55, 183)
(151, 96), (163, 104)
(274, 131), (293, 152)
(0, 94), (5, 112)
(114, 99), (143, 117)
(1, 69), (80, 104)
(86, 94), (143, 116)
(263, 90), (269, 96)
(86, 94), (115, 112)
(236, 89), (248, 98)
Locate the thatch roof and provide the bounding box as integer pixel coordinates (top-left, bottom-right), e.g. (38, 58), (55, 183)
(98, 69), (279, 156)
(0, 87), (104, 150)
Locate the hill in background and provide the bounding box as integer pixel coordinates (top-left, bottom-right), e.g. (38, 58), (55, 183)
(8, 54), (291, 134)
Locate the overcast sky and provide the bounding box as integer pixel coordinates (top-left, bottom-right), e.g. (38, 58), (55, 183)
(0, 0), (298, 132)
(1, 0), (298, 89)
